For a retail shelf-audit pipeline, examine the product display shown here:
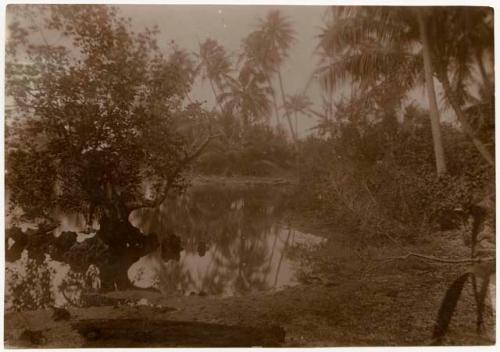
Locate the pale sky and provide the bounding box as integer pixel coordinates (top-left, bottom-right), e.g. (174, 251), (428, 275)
(117, 5), (449, 134)
(117, 5), (329, 135)
(7, 4), (451, 136)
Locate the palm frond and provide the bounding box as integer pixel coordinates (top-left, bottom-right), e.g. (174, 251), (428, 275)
(316, 48), (419, 91)
(317, 15), (413, 57)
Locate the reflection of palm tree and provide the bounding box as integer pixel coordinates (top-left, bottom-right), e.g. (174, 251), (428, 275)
(132, 185), (290, 296)
(273, 228), (292, 288)
(266, 226), (280, 272)
(191, 186), (282, 294)
(233, 232), (271, 294)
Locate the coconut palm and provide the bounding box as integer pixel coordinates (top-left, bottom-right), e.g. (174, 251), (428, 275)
(259, 10), (297, 141)
(284, 93), (313, 138)
(415, 9), (447, 175)
(426, 7), (494, 166)
(242, 10), (297, 141)
(219, 64), (272, 129)
(195, 38), (233, 115)
(317, 6), (495, 173)
(316, 6), (449, 175)
(242, 31), (280, 128)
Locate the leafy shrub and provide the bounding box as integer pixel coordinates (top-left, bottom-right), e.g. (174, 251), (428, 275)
(5, 252), (54, 311)
(295, 107), (493, 239)
(195, 124), (294, 176)
(5, 251), (89, 310)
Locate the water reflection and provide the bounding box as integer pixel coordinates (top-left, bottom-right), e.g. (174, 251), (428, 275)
(6, 184), (324, 308)
(129, 184), (324, 297)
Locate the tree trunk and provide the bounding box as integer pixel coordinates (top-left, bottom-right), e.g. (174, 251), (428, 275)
(277, 68), (297, 142)
(417, 12), (447, 176)
(438, 72), (495, 166)
(264, 71), (281, 129)
(294, 111), (300, 171)
(327, 56), (335, 121)
(294, 111), (298, 139)
(475, 49), (492, 94)
(209, 79), (224, 116)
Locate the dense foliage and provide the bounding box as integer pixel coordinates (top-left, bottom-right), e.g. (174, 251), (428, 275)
(5, 253), (54, 310)
(289, 6), (494, 240)
(195, 123), (293, 176)
(6, 5), (204, 225)
(296, 103), (493, 239)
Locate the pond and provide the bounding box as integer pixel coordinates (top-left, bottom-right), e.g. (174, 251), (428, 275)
(6, 184), (325, 307)
(128, 184), (325, 297)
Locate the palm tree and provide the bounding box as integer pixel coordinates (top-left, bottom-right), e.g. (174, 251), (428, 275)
(317, 6), (496, 173)
(259, 10), (297, 141)
(219, 64), (272, 129)
(195, 38), (233, 115)
(315, 11), (336, 122)
(416, 9), (447, 175)
(284, 93), (313, 138)
(242, 31), (281, 128)
(167, 44), (198, 101)
(426, 7), (494, 166)
(242, 10), (297, 141)
(315, 6), (448, 176)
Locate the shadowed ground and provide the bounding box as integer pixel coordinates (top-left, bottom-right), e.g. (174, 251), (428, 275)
(72, 318), (284, 347)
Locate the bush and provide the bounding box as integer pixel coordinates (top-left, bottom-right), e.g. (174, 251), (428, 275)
(5, 252), (54, 310)
(195, 124), (294, 176)
(295, 109), (493, 240)
(5, 251), (89, 310)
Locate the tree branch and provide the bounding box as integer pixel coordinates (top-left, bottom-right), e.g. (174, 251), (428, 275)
(437, 71), (495, 167)
(361, 251), (495, 279)
(182, 133), (221, 166)
(374, 252), (495, 264)
(126, 133), (221, 212)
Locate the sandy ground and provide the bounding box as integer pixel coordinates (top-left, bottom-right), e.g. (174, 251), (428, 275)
(4, 199), (495, 347)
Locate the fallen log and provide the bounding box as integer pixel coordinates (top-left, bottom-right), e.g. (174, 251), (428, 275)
(72, 318), (285, 347)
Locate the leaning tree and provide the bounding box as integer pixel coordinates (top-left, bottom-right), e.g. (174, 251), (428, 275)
(316, 6), (494, 176)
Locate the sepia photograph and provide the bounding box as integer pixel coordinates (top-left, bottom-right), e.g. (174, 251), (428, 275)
(3, 1), (496, 348)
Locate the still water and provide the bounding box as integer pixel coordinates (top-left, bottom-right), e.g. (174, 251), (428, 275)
(127, 184), (325, 297)
(7, 184), (325, 306)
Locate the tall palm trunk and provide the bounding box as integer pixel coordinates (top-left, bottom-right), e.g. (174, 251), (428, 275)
(277, 68), (298, 142)
(293, 111), (300, 171)
(438, 72), (495, 166)
(209, 79), (231, 138)
(476, 50), (492, 90)
(209, 79), (224, 115)
(263, 72), (281, 128)
(294, 111), (298, 139)
(417, 12), (447, 176)
(327, 56), (335, 121)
